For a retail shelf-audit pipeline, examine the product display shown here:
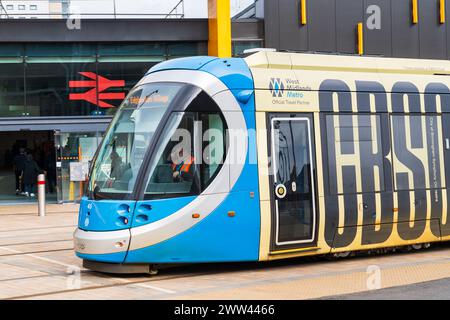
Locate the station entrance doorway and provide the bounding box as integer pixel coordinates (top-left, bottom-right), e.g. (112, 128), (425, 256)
(0, 130), (56, 203)
(0, 118), (110, 204)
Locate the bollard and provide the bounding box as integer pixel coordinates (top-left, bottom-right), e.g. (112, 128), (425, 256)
(38, 174), (46, 217)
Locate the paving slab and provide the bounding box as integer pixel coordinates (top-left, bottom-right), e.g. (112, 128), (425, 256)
(0, 203), (449, 300)
(0, 240), (73, 256)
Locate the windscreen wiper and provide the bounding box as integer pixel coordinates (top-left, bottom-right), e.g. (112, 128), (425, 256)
(137, 90), (159, 109)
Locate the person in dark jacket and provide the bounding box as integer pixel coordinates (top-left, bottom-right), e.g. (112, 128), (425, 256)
(22, 154), (40, 197)
(110, 150), (124, 180)
(13, 148), (27, 195)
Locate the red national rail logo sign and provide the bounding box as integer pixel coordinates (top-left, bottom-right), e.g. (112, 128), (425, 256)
(69, 72), (125, 108)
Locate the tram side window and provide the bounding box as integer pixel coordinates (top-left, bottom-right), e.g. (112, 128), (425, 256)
(144, 111), (226, 200)
(325, 114), (385, 194)
(200, 113), (226, 189)
(145, 112), (199, 197)
(391, 115), (444, 191)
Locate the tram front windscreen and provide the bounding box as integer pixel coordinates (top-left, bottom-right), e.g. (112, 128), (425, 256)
(87, 82), (186, 200)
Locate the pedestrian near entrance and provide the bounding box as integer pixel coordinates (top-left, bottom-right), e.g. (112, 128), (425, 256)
(13, 148), (27, 195)
(22, 154), (40, 197)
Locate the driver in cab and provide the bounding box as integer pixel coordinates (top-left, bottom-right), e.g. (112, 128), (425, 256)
(170, 147), (194, 182)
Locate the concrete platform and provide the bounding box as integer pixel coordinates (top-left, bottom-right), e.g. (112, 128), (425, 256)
(0, 203), (449, 300)
(326, 278), (450, 300)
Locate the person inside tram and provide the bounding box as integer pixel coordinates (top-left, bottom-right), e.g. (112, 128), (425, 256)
(149, 140), (195, 185)
(110, 150), (124, 181)
(104, 149), (128, 190)
(166, 141), (194, 182)
(170, 148), (194, 183)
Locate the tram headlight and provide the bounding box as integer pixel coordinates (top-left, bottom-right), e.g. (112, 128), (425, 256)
(115, 241), (125, 248)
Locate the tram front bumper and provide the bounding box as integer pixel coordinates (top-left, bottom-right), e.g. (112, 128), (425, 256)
(73, 228), (130, 263)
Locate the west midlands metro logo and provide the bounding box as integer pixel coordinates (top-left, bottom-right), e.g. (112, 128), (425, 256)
(269, 78), (285, 97)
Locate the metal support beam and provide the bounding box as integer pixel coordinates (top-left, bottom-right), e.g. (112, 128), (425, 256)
(208, 0), (231, 57)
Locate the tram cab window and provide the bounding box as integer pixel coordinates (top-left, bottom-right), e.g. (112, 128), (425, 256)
(144, 93), (227, 200)
(88, 83), (185, 200)
(145, 112), (200, 197)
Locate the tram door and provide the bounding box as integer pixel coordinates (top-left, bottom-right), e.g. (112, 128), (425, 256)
(269, 114), (317, 250)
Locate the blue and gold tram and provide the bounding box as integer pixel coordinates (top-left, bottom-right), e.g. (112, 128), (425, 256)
(74, 51), (450, 272)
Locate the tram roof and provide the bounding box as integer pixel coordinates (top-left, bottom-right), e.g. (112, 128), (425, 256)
(144, 52), (450, 95)
(244, 51), (450, 76)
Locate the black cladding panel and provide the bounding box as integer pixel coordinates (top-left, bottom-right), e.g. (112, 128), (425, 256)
(307, 0), (337, 52)
(264, 0), (281, 49)
(336, 0), (363, 54)
(446, 0), (450, 58)
(279, 0), (308, 51)
(419, 0), (446, 59)
(264, 0), (448, 59)
(385, 0), (419, 57)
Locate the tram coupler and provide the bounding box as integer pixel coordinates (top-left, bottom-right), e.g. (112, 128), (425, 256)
(83, 260), (159, 275)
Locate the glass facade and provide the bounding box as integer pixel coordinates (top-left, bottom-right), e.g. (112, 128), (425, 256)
(96, 61), (153, 116)
(0, 42), (207, 118)
(0, 41), (207, 203)
(0, 63), (25, 117)
(232, 40), (264, 56)
(26, 62), (98, 117)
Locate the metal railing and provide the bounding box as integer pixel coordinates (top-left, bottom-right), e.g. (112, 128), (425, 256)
(0, 1), (9, 19)
(0, 0), (186, 19)
(165, 0), (185, 19)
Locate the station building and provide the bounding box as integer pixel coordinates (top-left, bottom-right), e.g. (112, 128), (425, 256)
(0, 0), (447, 204)
(0, 11), (262, 203)
(265, 0), (450, 59)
